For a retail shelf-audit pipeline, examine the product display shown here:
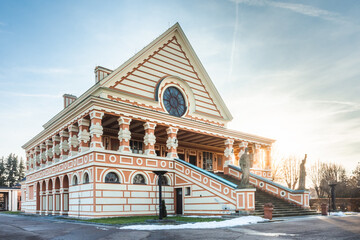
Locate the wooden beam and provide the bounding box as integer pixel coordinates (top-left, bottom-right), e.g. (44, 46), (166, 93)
(180, 134), (210, 142)
(198, 138), (224, 146)
(102, 117), (117, 127)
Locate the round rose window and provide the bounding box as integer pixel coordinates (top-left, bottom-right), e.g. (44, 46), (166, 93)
(163, 87), (187, 117)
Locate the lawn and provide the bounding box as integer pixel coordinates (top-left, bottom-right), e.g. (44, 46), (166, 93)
(0, 211), (22, 215)
(69, 215), (225, 225)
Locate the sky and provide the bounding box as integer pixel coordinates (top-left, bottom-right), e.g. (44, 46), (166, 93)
(0, 0), (359, 173)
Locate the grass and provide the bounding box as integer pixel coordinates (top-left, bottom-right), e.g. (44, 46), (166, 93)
(0, 211), (22, 215)
(67, 215), (224, 225)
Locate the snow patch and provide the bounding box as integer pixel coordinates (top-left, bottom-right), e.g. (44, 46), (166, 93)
(120, 216), (267, 230)
(329, 211), (346, 216)
(181, 215), (223, 218)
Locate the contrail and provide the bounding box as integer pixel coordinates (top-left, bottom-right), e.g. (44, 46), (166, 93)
(228, 1), (239, 82)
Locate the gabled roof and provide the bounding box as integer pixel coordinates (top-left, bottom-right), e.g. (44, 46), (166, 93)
(100, 23), (233, 122)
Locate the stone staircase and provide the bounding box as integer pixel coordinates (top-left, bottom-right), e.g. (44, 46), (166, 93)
(215, 172), (319, 218)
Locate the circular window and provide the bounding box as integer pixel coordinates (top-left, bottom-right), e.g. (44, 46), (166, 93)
(163, 87), (187, 117)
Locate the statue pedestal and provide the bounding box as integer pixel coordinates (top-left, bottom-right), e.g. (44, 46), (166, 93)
(234, 188), (256, 212)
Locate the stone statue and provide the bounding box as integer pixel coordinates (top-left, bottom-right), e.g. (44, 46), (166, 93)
(298, 154), (307, 190)
(239, 148), (251, 188)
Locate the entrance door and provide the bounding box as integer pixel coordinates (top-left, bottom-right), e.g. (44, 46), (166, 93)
(175, 188), (183, 215)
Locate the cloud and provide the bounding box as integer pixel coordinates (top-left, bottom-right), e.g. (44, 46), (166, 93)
(0, 91), (62, 98)
(14, 67), (73, 74)
(231, 0), (346, 23)
(228, 1), (239, 82)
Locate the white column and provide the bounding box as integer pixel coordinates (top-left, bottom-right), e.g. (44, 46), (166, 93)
(78, 118), (90, 152)
(59, 130), (70, 161)
(118, 116), (132, 153)
(52, 135), (61, 163)
(89, 111), (104, 150)
(223, 139), (235, 167)
(143, 122), (156, 156)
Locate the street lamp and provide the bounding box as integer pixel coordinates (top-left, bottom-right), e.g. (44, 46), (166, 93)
(153, 170), (168, 220)
(329, 182), (337, 212)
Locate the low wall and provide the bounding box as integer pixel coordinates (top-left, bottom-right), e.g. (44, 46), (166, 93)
(310, 198), (360, 212)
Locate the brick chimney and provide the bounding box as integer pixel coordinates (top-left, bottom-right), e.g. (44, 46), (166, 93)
(63, 94), (77, 108)
(94, 66), (113, 83)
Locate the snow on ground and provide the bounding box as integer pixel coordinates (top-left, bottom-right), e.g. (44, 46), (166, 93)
(329, 212), (346, 216)
(120, 216), (267, 230)
(180, 215), (223, 218)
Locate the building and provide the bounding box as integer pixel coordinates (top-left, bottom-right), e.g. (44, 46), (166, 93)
(0, 186), (21, 211)
(21, 23), (309, 218)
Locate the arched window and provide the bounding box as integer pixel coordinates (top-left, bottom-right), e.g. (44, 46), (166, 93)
(73, 175), (78, 186)
(83, 172), (90, 184)
(133, 174), (146, 184)
(161, 176), (169, 186)
(105, 172), (120, 183)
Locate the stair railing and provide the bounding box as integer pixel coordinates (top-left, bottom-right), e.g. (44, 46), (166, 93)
(225, 165), (310, 208)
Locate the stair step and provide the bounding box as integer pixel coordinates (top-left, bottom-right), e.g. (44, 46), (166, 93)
(215, 172), (319, 218)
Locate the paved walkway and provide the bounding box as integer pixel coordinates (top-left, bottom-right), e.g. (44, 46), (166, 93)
(0, 213), (359, 240)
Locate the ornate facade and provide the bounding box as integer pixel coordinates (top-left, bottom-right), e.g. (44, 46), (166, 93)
(21, 23), (308, 218)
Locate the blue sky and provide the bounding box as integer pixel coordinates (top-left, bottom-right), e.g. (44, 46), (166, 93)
(0, 0), (359, 172)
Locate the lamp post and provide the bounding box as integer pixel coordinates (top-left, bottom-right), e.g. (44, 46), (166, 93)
(329, 182), (337, 212)
(153, 170), (168, 220)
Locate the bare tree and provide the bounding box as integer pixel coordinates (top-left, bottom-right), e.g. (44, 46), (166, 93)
(309, 160), (326, 198)
(308, 161), (348, 198)
(270, 149), (284, 183)
(281, 155), (300, 189)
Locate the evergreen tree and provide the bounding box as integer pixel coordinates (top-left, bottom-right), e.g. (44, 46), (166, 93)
(0, 157), (6, 186)
(18, 158), (25, 182)
(6, 154), (18, 187)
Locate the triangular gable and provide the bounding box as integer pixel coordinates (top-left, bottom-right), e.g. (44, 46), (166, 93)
(101, 23), (233, 123)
